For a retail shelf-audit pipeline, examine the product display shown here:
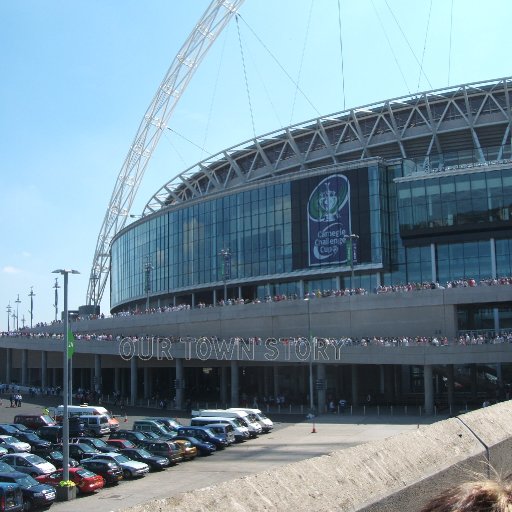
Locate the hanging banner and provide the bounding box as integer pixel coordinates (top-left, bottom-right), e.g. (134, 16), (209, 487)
(307, 174), (352, 266)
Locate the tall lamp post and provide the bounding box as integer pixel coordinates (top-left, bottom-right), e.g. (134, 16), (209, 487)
(6, 304), (11, 332)
(219, 248), (231, 302)
(15, 294), (21, 331)
(305, 298), (314, 412)
(344, 233), (359, 290)
(53, 278), (60, 323)
(144, 257), (153, 312)
(28, 287), (35, 329)
(52, 268), (79, 483)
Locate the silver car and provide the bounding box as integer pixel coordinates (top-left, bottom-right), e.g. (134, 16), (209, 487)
(0, 453), (56, 476)
(0, 435), (31, 453)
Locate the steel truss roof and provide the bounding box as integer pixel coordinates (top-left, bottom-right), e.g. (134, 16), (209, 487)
(144, 76), (512, 214)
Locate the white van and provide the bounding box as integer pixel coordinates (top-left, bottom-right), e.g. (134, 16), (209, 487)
(190, 416), (250, 442)
(227, 408), (274, 433)
(192, 409), (262, 437)
(80, 414), (111, 437)
(53, 404), (120, 432)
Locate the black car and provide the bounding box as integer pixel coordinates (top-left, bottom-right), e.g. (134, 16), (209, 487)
(118, 448), (169, 471)
(0, 471), (56, 510)
(172, 435), (216, 456)
(8, 424), (35, 435)
(11, 433), (51, 453)
(66, 443), (102, 462)
(177, 427), (228, 450)
(80, 458), (123, 485)
(36, 426), (63, 444)
(0, 425), (24, 437)
(108, 430), (148, 447)
(72, 437), (118, 453)
(39, 450), (79, 469)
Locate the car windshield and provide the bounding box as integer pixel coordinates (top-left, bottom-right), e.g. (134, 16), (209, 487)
(0, 436), (17, 443)
(41, 416), (54, 424)
(0, 462), (14, 472)
(25, 455), (45, 464)
(12, 425), (30, 432)
(49, 451), (63, 460)
(111, 455), (129, 463)
(143, 432), (158, 439)
(135, 449), (151, 457)
(90, 439), (107, 447)
(21, 433), (39, 441)
(76, 469), (95, 478)
(13, 474), (38, 487)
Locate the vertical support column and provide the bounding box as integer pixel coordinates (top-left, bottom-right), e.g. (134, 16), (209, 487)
(175, 358), (184, 410)
(424, 365), (434, 415)
(446, 364), (454, 411)
(143, 367), (150, 399)
(317, 363), (326, 413)
(430, 243), (437, 283)
(273, 366), (279, 400)
(470, 364), (478, 399)
(80, 369), (86, 390)
(351, 365), (359, 406)
(41, 352), (48, 390)
(114, 368), (121, 394)
(94, 354), (101, 394)
(220, 366), (228, 407)
(263, 366), (270, 400)
(21, 349), (28, 386)
(490, 237), (497, 279)
(6, 348), (12, 385)
(120, 369), (127, 399)
(379, 365), (385, 395)
(130, 357), (138, 406)
(230, 360), (239, 407)
(51, 368), (57, 388)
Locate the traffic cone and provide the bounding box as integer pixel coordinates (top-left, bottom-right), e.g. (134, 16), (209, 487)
(311, 421), (316, 433)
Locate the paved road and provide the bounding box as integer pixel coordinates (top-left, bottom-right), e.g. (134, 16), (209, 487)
(0, 395), (442, 512)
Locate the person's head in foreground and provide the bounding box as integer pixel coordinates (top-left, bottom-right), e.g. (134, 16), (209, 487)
(420, 479), (512, 512)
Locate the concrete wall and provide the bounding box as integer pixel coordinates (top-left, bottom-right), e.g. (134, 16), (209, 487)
(124, 401), (512, 512)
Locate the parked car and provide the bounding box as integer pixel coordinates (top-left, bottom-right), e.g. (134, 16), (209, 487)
(0, 462), (14, 473)
(72, 437), (118, 453)
(201, 423), (236, 445)
(118, 448), (169, 471)
(136, 440), (182, 465)
(0, 426), (23, 437)
(0, 449), (7, 459)
(13, 416), (55, 432)
(55, 417), (86, 437)
(171, 435), (216, 456)
(0, 436), (31, 454)
(65, 443), (102, 462)
(108, 430), (148, 446)
(6, 425), (35, 435)
(144, 417), (182, 430)
(105, 439), (135, 450)
(79, 459), (123, 485)
(35, 427), (63, 444)
(36, 467), (104, 494)
(177, 427), (228, 449)
(81, 454), (149, 480)
(79, 415), (111, 437)
(0, 482), (23, 512)
(0, 453), (56, 477)
(38, 451), (79, 469)
(0, 472), (55, 511)
(9, 433), (51, 453)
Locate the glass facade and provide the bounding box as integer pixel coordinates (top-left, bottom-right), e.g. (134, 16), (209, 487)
(111, 161), (512, 311)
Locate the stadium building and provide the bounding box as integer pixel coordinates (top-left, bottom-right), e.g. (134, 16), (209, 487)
(111, 77), (512, 333)
(2, 77), (512, 413)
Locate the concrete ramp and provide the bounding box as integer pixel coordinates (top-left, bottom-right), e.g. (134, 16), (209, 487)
(125, 402), (512, 512)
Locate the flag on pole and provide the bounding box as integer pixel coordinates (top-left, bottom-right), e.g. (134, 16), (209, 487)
(67, 329), (75, 359)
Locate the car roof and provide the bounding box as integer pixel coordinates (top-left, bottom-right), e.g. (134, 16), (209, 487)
(0, 471), (27, 479)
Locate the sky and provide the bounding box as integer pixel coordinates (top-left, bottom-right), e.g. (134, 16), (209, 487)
(1, 0), (510, 329)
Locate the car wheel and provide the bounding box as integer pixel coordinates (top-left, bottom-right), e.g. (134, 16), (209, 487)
(123, 469), (131, 479)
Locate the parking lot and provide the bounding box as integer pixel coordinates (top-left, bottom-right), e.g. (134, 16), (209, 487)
(0, 395), (439, 512)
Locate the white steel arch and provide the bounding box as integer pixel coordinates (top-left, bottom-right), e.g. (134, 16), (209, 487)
(86, 0), (245, 307)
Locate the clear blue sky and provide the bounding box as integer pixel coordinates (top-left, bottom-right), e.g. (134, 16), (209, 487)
(1, 0), (510, 328)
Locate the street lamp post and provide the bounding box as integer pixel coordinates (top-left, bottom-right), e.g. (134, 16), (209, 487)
(53, 278), (60, 323)
(15, 295), (21, 331)
(219, 248), (231, 303)
(21, 316), (26, 329)
(344, 234), (359, 290)
(28, 287), (35, 329)
(144, 257), (153, 312)
(305, 298), (314, 412)
(52, 269), (79, 483)
(6, 304), (11, 332)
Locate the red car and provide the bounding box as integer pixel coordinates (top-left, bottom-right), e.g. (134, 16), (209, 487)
(106, 439), (135, 450)
(36, 467), (104, 494)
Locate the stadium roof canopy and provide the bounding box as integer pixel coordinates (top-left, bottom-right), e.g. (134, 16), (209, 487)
(143, 76), (512, 214)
